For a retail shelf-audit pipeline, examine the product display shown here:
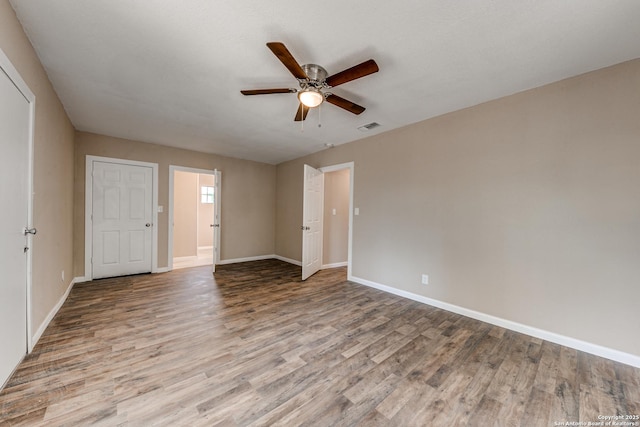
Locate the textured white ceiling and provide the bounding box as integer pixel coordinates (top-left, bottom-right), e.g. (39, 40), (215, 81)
(9, 0), (640, 164)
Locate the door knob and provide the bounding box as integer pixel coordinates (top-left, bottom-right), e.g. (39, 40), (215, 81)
(145, 223), (152, 227)
(24, 227), (37, 235)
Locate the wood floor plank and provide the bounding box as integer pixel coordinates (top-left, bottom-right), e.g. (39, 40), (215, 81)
(1, 259), (639, 426)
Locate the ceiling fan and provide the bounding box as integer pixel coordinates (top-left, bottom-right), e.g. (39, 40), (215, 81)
(241, 42), (379, 121)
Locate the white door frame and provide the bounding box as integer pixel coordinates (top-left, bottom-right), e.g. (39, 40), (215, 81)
(0, 49), (36, 352)
(85, 155), (159, 280)
(168, 165), (221, 270)
(319, 162), (354, 279)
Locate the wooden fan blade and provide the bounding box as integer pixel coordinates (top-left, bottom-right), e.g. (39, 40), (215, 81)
(325, 59), (379, 87)
(325, 94), (366, 115)
(241, 88), (295, 95)
(294, 103), (310, 121)
(267, 42), (308, 80)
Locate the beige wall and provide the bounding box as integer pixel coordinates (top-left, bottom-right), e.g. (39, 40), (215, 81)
(74, 131), (276, 276)
(276, 59), (640, 357)
(0, 1), (75, 338)
(323, 169), (350, 265)
(173, 171), (198, 258)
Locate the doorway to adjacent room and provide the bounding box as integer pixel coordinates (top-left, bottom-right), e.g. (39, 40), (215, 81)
(168, 166), (221, 272)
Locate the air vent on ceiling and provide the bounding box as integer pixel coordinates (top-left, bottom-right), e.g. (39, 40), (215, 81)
(357, 122), (380, 132)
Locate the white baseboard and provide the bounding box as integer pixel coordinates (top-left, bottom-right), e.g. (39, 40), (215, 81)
(219, 254), (303, 267)
(348, 274), (640, 369)
(321, 261), (348, 269)
(273, 255), (302, 267)
(219, 254), (276, 265)
(29, 277), (78, 352)
(161, 254), (303, 268)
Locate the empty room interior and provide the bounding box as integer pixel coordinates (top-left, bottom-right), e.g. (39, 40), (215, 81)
(1, 1), (640, 426)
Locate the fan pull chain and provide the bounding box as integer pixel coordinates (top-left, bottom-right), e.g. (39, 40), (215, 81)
(318, 104), (322, 128)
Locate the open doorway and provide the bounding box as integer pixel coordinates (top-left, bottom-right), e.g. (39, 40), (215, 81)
(322, 168), (350, 269)
(168, 166), (221, 271)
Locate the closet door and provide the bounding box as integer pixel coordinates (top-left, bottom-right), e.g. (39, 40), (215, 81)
(0, 58), (32, 388)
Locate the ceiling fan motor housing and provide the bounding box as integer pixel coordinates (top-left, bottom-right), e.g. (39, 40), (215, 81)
(301, 64), (328, 88)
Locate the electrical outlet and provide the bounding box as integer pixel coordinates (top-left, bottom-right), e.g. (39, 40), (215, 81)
(421, 274), (429, 285)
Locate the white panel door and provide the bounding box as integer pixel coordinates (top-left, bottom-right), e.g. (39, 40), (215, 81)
(0, 67), (30, 387)
(212, 170), (221, 273)
(302, 164), (324, 280)
(92, 161), (153, 279)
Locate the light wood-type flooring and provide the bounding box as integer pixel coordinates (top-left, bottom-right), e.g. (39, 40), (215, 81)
(1, 260), (639, 426)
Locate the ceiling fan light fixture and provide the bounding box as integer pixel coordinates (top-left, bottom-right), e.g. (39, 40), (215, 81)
(298, 88), (324, 108)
